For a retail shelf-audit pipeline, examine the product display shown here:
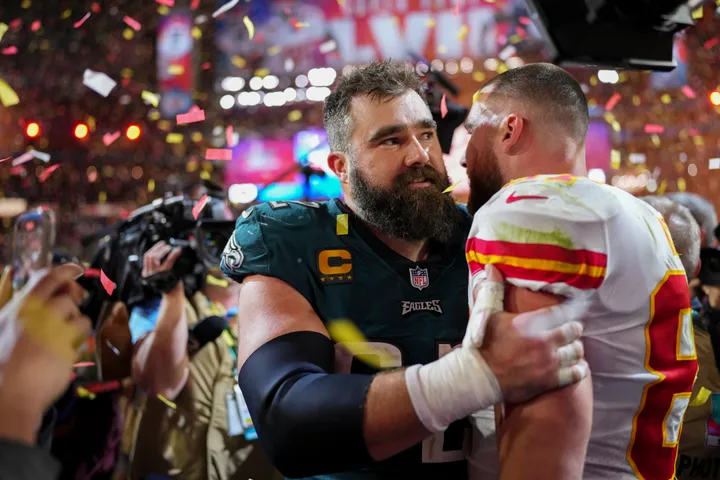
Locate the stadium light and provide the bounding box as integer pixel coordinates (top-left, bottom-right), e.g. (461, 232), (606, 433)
(26, 122), (40, 138)
(126, 124), (141, 140)
(74, 123), (89, 139)
(711, 91), (720, 107)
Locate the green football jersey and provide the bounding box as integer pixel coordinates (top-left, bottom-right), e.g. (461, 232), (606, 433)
(221, 199), (472, 480)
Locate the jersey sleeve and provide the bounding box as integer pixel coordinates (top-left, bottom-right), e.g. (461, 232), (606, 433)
(466, 176), (615, 299)
(220, 204), (315, 303)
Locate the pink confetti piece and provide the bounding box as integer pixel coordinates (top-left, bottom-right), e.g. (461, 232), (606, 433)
(38, 164), (61, 183)
(440, 94), (448, 119)
(0, 156), (11, 164)
(454, 0), (461, 16)
(9, 166), (24, 176)
(518, 16), (532, 25)
(205, 148), (232, 161)
(226, 125), (234, 147)
(191, 0), (200, 9)
(123, 16), (142, 32)
(10, 19), (22, 30)
(605, 93), (621, 111)
(176, 106), (205, 125)
(74, 13), (91, 28)
(704, 37), (719, 50)
(91, 3), (101, 13)
(100, 270), (116, 296)
(688, 128), (701, 136)
(73, 361), (95, 368)
(681, 85), (696, 99)
(192, 194), (209, 220)
(30, 21), (41, 32)
(103, 131), (120, 146)
(12, 151), (34, 167)
(83, 268), (101, 278)
(156, 0), (175, 5)
(1, 46), (17, 55)
(202, 62), (211, 70)
(644, 124), (665, 134)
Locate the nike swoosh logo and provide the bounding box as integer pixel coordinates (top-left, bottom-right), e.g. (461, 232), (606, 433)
(506, 191), (549, 204)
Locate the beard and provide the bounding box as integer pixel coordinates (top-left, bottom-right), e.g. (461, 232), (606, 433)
(349, 163), (462, 244)
(467, 146), (504, 215)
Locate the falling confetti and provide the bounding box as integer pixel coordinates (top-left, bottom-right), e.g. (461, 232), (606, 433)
(168, 64), (185, 75)
(443, 179), (464, 194)
(83, 69), (117, 97)
(205, 148), (232, 161)
(30, 150), (50, 162)
(76, 387), (97, 400)
(318, 40), (337, 54)
(692, 6), (704, 19)
(83, 268), (101, 278)
(0, 78), (20, 107)
(38, 164), (61, 183)
(644, 124), (665, 134)
(1, 46), (17, 55)
(498, 46), (516, 61)
(30, 20), (41, 32)
(73, 361), (95, 368)
(176, 106), (205, 125)
(709, 158), (720, 170)
(191, 0), (200, 9)
(166, 133), (184, 143)
(226, 126), (234, 147)
(192, 194), (209, 220)
(11, 151), (33, 166)
(157, 394), (177, 409)
(103, 131), (120, 146)
(689, 386), (712, 407)
(212, 0), (239, 18)
(123, 16), (142, 31)
(457, 25), (468, 41)
(605, 93), (621, 111)
(681, 85), (696, 99)
(100, 269), (116, 296)
(327, 319), (393, 369)
(0, 23), (8, 41)
(243, 15), (255, 40)
(156, 0), (175, 5)
(440, 94), (448, 119)
(0, 156), (10, 164)
(454, 0), (461, 16)
(705, 37), (719, 50)
(141, 90), (159, 107)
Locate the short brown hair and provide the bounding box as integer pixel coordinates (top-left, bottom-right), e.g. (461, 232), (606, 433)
(323, 60), (426, 154)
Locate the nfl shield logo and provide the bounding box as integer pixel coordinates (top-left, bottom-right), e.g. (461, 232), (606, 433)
(409, 266), (430, 291)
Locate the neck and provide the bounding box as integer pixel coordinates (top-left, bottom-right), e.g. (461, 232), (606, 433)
(203, 284), (239, 310)
(516, 142), (587, 178)
(342, 195), (430, 262)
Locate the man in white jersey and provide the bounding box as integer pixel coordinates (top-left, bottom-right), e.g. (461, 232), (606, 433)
(461, 63), (699, 479)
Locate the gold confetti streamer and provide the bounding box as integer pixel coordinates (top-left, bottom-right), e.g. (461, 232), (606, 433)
(76, 387), (96, 400)
(443, 179), (464, 194)
(610, 150), (621, 169)
(231, 56), (246, 68)
(148, 179), (155, 192)
(0, 79), (19, 107)
(336, 214), (349, 236)
(166, 133), (184, 144)
(689, 386), (712, 407)
(692, 6), (704, 19)
(123, 28), (134, 40)
(457, 25), (469, 41)
(678, 178), (687, 192)
(191, 26), (202, 39)
(157, 394), (177, 409)
(206, 275), (229, 288)
(243, 15), (254, 40)
(288, 110), (302, 122)
(0, 23), (8, 42)
(142, 90), (159, 107)
(267, 45), (282, 56)
(327, 320), (393, 369)
(168, 64), (185, 75)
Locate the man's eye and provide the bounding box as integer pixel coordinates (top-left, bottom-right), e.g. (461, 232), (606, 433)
(420, 131), (434, 140)
(381, 137), (400, 146)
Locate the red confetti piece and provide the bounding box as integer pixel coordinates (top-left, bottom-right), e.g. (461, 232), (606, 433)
(156, 0), (175, 5)
(38, 164), (61, 183)
(123, 16), (142, 32)
(202, 62), (211, 70)
(100, 270), (116, 296)
(73, 361), (95, 368)
(704, 37), (719, 50)
(121, 77), (131, 87)
(681, 85), (696, 99)
(84, 380), (121, 394)
(83, 268), (101, 278)
(605, 93), (621, 111)
(205, 148), (232, 161)
(103, 131), (120, 146)
(191, 0), (200, 9)
(74, 13), (91, 28)
(30, 21), (41, 32)
(192, 194), (209, 220)
(91, 3), (101, 13)
(10, 19), (22, 30)
(176, 106), (205, 125)
(440, 94), (448, 119)
(688, 128), (701, 136)
(644, 124), (665, 134)
(9, 166), (24, 176)
(1, 46), (17, 55)
(226, 125), (234, 147)
(454, 0), (461, 16)
(0, 156), (11, 164)
(518, 16), (532, 25)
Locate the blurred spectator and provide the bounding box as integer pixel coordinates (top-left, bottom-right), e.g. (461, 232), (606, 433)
(667, 192), (719, 248)
(0, 264), (91, 480)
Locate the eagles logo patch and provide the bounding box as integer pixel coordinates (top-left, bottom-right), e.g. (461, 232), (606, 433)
(222, 235), (244, 270)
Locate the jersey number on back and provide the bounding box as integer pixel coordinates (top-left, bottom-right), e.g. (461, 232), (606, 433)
(334, 341), (468, 463)
(626, 262), (698, 477)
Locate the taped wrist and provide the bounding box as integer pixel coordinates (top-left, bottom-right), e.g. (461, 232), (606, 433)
(238, 331), (375, 478)
(405, 347), (503, 434)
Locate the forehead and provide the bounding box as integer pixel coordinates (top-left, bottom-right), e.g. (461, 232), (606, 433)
(349, 90), (432, 136)
(467, 86), (497, 128)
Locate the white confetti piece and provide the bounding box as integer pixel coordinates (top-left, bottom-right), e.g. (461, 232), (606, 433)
(30, 149), (50, 162)
(83, 69), (117, 97)
(11, 151), (34, 166)
(709, 158), (720, 170)
(499, 46), (516, 61)
(319, 40), (337, 54)
(212, 0), (239, 18)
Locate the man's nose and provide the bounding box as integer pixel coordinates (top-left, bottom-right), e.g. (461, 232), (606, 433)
(460, 156), (467, 168)
(404, 136), (430, 167)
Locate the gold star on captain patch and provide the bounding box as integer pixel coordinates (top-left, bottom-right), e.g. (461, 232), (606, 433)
(320, 277), (326, 282)
(328, 276), (335, 281)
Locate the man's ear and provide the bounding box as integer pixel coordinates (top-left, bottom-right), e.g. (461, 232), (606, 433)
(328, 152), (350, 184)
(498, 114), (524, 154)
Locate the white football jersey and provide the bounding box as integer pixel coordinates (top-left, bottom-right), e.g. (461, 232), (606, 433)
(465, 175), (699, 480)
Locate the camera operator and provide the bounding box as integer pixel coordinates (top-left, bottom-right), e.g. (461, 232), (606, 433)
(120, 239), (281, 478)
(641, 195), (720, 479)
(0, 263), (91, 480)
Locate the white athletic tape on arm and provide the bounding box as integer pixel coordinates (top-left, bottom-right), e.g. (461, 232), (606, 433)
(464, 277), (504, 348)
(406, 347), (503, 434)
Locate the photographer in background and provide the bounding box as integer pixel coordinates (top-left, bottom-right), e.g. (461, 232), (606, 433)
(0, 264), (91, 480)
(119, 198), (281, 480)
(641, 195), (720, 479)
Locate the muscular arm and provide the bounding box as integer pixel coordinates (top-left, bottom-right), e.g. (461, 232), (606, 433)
(236, 275), (431, 467)
(495, 286), (593, 480)
(132, 284), (189, 399)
